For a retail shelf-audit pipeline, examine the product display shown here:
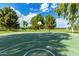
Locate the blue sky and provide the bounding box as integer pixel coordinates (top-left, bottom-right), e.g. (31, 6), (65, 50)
(0, 3), (58, 17)
(0, 3), (69, 28)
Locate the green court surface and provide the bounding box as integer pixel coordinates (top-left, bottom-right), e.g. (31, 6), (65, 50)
(0, 32), (79, 56)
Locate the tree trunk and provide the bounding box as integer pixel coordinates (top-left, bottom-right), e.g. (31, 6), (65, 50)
(71, 26), (74, 33)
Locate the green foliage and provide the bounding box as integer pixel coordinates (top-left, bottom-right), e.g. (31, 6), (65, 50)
(60, 3), (68, 17)
(0, 6), (19, 30)
(54, 3), (79, 32)
(68, 3), (78, 24)
(45, 14), (56, 29)
(74, 23), (79, 31)
(68, 3), (79, 32)
(54, 3), (68, 17)
(69, 3), (78, 15)
(54, 8), (61, 16)
(23, 20), (27, 29)
(31, 14), (44, 29)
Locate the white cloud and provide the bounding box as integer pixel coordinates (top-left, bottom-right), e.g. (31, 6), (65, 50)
(56, 18), (70, 28)
(10, 7), (15, 10)
(24, 12), (37, 27)
(30, 8), (34, 11)
(11, 6), (24, 17)
(10, 6), (25, 27)
(18, 17), (23, 27)
(11, 7), (38, 27)
(51, 3), (58, 9)
(40, 3), (49, 12)
(34, 9), (38, 11)
(56, 18), (67, 23)
(30, 8), (38, 11)
(26, 3), (30, 4)
(17, 12), (37, 27)
(15, 10), (24, 17)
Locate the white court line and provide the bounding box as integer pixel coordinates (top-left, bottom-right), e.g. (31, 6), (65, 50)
(1, 41), (79, 55)
(67, 47), (79, 54)
(0, 32), (51, 36)
(0, 32), (66, 36)
(23, 48), (55, 56)
(0, 42), (28, 54)
(0, 41), (48, 54)
(0, 41), (38, 53)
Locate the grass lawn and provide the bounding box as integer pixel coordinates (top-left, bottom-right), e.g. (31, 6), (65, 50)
(0, 29), (70, 34)
(0, 31), (79, 56)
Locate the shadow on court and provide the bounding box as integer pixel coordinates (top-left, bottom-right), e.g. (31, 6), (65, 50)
(0, 33), (70, 56)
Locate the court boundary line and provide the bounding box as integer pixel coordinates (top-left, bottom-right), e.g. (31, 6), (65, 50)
(67, 47), (79, 55)
(23, 48), (55, 56)
(0, 32), (68, 36)
(0, 42), (28, 54)
(0, 42), (79, 55)
(0, 41), (48, 54)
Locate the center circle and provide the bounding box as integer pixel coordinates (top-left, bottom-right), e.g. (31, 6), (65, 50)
(24, 48), (55, 56)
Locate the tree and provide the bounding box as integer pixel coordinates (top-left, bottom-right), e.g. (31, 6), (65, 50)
(0, 6), (19, 30)
(74, 23), (79, 31)
(54, 3), (68, 17)
(68, 3), (79, 32)
(23, 20), (28, 29)
(45, 14), (56, 29)
(54, 3), (79, 32)
(31, 14), (44, 29)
